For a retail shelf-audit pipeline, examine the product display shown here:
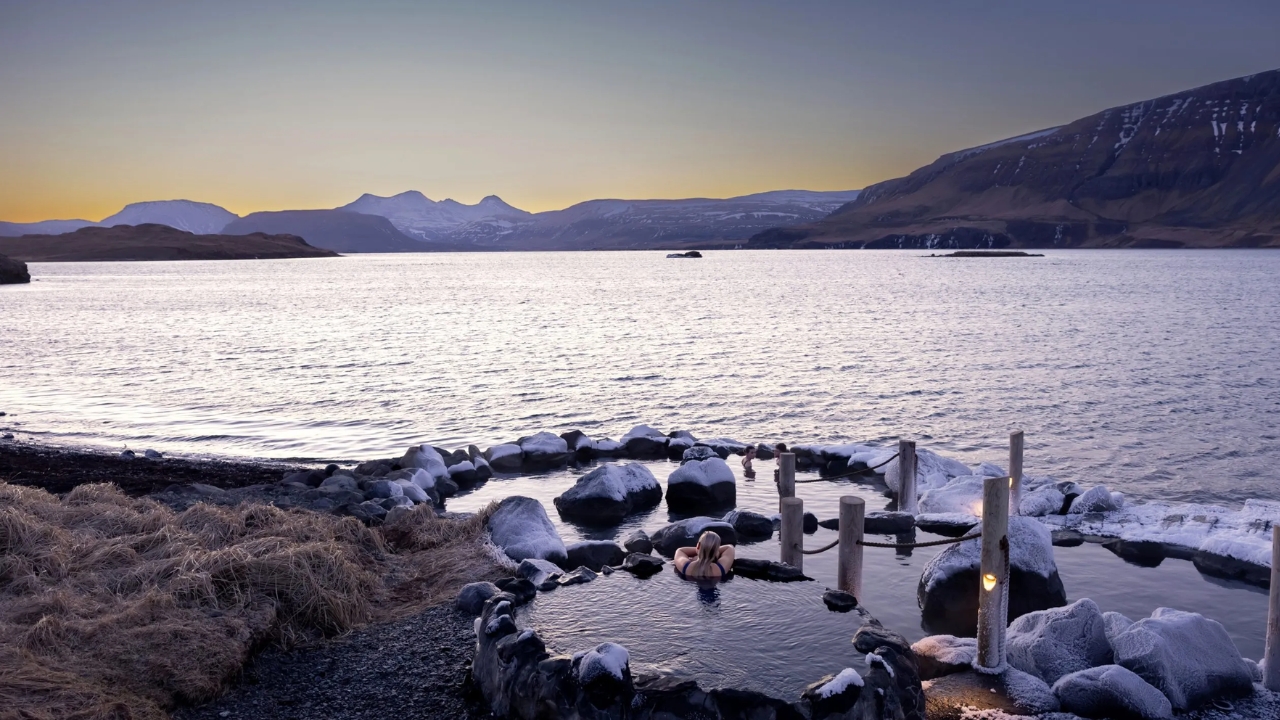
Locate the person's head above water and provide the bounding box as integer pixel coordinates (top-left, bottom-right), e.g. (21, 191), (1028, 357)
(696, 530), (722, 566)
(776, 442), (788, 454)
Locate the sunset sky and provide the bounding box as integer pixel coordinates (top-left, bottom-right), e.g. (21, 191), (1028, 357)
(2, 0), (1277, 222)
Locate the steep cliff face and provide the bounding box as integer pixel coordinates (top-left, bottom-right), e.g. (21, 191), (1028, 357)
(751, 70), (1280, 249)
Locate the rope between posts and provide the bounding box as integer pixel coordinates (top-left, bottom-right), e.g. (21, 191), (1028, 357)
(790, 530), (981, 555)
(792, 452), (900, 483)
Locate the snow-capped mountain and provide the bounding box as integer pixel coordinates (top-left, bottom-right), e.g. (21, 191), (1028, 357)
(338, 191), (531, 242)
(100, 200), (239, 235)
(445, 190), (862, 249)
(751, 69), (1280, 249)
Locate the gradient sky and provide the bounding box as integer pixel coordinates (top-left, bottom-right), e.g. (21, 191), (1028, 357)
(2, 0), (1278, 222)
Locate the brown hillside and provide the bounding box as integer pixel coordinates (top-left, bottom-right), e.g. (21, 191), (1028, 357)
(750, 69), (1280, 249)
(0, 224), (340, 262)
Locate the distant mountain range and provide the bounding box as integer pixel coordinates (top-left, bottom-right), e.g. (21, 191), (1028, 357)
(749, 69), (1280, 249)
(0, 191), (862, 252)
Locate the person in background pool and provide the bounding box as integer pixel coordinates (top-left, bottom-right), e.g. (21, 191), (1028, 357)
(741, 446), (757, 479)
(773, 442), (788, 483)
(673, 531), (735, 580)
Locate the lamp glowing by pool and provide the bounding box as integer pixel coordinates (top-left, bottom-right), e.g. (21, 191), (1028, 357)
(982, 573), (998, 591)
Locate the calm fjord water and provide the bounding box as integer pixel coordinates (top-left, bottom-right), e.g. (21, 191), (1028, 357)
(3, 249), (1280, 505)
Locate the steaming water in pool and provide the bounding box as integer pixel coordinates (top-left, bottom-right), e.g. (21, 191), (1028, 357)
(447, 457), (1269, 700)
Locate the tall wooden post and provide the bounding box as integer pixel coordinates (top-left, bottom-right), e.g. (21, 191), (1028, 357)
(778, 452), (796, 512)
(838, 495), (865, 598)
(898, 439), (917, 514)
(1009, 430), (1025, 515)
(781, 497), (803, 571)
(976, 475), (1011, 672)
(1264, 526), (1280, 691)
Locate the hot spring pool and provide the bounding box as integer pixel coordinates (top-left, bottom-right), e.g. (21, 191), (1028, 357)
(446, 457), (1269, 699)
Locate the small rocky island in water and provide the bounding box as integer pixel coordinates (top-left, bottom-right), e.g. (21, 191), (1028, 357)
(0, 223), (339, 262)
(666, 250), (703, 258)
(0, 252), (30, 283)
(930, 250), (1044, 257)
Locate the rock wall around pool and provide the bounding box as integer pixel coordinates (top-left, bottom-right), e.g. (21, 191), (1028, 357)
(471, 590), (926, 720)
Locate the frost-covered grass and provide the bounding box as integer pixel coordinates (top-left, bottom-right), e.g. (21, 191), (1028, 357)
(0, 482), (501, 719)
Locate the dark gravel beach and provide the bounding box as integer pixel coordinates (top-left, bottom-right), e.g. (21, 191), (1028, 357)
(174, 605), (487, 720)
(0, 439), (300, 495)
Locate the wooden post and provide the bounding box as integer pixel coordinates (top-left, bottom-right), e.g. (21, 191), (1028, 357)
(778, 452), (796, 512)
(838, 495), (865, 598)
(780, 496), (803, 571)
(898, 439), (917, 515)
(1264, 526), (1280, 691)
(1009, 430), (1025, 516)
(976, 475), (1011, 671)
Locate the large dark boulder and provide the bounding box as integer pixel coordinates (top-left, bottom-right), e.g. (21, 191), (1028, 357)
(560, 429), (594, 457)
(650, 517), (738, 556)
(918, 516), (1066, 635)
(731, 557), (810, 582)
(621, 424), (669, 457)
(517, 431), (570, 468)
(665, 457), (736, 511)
(563, 540), (627, 571)
(0, 253), (30, 284)
(553, 462), (662, 524)
(722, 509), (774, 540)
(621, 552), (664, 577)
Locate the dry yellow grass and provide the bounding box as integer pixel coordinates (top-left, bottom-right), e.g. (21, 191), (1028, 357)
(0, 482), (502, 720)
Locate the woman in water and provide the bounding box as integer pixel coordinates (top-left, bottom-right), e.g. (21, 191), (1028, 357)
(673, 531), (735, 579)
(741, 445), (757, 479)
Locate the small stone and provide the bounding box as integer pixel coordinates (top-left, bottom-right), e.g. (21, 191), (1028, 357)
(822, 589), (858, 612)
(620, 552), (664, 578)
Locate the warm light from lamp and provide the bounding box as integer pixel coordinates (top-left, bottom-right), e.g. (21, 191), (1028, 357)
(1009, 477), (1014, 487)
(982, 573), (998, 591)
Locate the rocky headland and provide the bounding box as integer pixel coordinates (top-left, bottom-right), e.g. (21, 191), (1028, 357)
(0, 252), (30, 283)
(0, 223), (338, 262)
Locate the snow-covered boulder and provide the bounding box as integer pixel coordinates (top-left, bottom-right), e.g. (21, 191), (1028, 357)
(1007, 598), (1113, 684)
(1110, 608), (1254, 711)
(650, 517), (738, 556)
(487, 496), (568, 565)
(680, 445), (718, 464)
(1020, 484), (1068, 516)
(592, 437), (624, 456)
(694, 437), (747, 458)
(1103, 611), (1133, 646)
(665, 457), (736, 511)
(620, 424), (668, 457)
(1052, 664), (1173, 720)
(393, 479), (431, 504)
(801, 668), (864, 716)
(564, 540), (627, 571)
(722, 509), (774, 540)
(919, 475), (986, 516)
(575, 642), (632, 688)
(883, 448), (971, 494)
(552, 463), (662, 523)
(400, 444), (449, 479)
(447, 460), (489, 488)
(319, 475), (359, 493)
(918, 515), (1066, 635)
(666, 431), (696, 458)
(484, 443), (524, 472)
(911, 635), (977, 680)
(1070, 485), (1122, 514)
(560, 430), (595, 456)
(365, 478), (404, 500)
(518, 432), (569, 467)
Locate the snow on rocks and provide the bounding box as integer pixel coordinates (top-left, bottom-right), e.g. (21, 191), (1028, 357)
(592, 437), (623, 455)
(1110, 607), (1254, 711)
(649, 516), (738, 556)
(483, 443), (523, 472)
(1069, 484), (1123, 513)
(801, 667), (866, 716)
(486, 496), (568, 565)
(517, 431), (569, 467)
(576, 642), (631, 685)
(914, 512), (979, 537)
(918, 475), (986, 516)
(693, 437), (747, 458)
(1007, 598), (1113, 684)
(1052, 664), (1174, 720)
(918, 515), (1066, 635)
(620, 424), (668, 457)
(552, 462), (662, 523)
(665, 457), (736, 511)
(559, 429), (594, 456)
(400, 444), (449, 479)
(1020, 484), (1067, 516)
(911, 635), (977, 680)
(884, 447), (971, 494)
(680, 445), (719, 464)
